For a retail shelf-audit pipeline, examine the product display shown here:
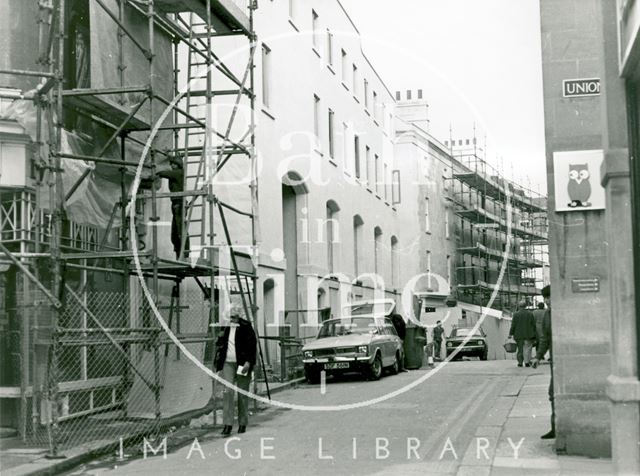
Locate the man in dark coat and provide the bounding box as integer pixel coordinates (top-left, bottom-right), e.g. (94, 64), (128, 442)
(214, 308), (257, 436)
(432, 321), (445, 361)
(531, 285), (554, 439)
(532, 302), (546, 357)
(390, 313), (407, 340)
(509, 300), (537, 367)
(157, 155), (190, 259)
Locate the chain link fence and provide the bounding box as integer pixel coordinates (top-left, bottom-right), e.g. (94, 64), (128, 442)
(21, 285), (218, 452)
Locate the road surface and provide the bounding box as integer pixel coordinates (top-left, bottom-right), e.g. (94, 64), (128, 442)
(69, 359), (542, 476)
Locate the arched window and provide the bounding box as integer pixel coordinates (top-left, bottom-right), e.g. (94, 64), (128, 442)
(391, 236), (399, 287)
(374, 226), (383, 277)
(353, 215), (364, 276)
(326, 200), (340, 273)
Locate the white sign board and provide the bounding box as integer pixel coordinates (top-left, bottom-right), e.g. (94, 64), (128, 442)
(553, 150), (605, 212)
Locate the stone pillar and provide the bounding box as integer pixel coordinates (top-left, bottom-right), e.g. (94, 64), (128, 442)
(600, 1), (640, 473)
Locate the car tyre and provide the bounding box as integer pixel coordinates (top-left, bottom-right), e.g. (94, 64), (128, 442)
(368, 353), (383, 381)
(480, 350), (488, 361)
(389, 352), (401, 375)
(305, 368), (320, 384)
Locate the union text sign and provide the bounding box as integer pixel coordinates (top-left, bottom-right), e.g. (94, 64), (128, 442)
(563, 78), (601, 97)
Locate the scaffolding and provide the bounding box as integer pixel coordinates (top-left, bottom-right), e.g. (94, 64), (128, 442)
(0, 0), (264, 456)
(447, 150), (549, 312)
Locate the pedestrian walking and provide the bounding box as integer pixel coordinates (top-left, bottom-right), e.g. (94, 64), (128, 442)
(432, 320), (444, 361)
(532, 302), (546, 358)
(509, 300), (536, 367)
(214, 306), (257, 436)
(531, 285), (554, 439)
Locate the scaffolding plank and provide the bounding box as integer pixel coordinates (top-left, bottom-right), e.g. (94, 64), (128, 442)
(155, 0), (250, 35)
(63, 93), (150, 130)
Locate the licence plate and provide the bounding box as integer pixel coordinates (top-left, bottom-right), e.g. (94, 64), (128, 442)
(324, 362), (349, 370)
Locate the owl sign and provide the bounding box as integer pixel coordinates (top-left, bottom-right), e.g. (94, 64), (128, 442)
(553, 150), (605, 212)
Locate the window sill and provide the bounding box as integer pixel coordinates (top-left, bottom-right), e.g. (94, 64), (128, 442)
(328, 157), (338, 167)
(261, 107), (276, 120)
(341, 81), (349, 91)
(312, 47), (321, 59)
(365, 108), (371, 116)
(288, 18), (299, 32)
(327, 64), (336, 75)
(425, 231), (432, 235)
(314, 148), (324, 157)
(353, 95), (360, 104)
(366, 187), (374, 194)
(373, 119), (380, 127)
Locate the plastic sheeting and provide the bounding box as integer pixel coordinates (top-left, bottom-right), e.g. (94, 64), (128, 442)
(89, 0), (174, 159)
(2, 98), (121, 229)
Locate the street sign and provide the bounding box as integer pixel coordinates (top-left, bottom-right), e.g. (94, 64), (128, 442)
(571, 277), (600, 293)
(563, 78), (600, 97)
(424, 306), (436, 313)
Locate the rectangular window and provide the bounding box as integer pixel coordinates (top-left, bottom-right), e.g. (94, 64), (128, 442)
(373, 91), (378, 120)
(375, 154), (380, 194)
(445, 213), (450, 239)
(312, 10), (319, 51)
(342, 122), (348, 166)
(382, 103), (387, 130)
(425, 197), (430, 232)
(341, 49), (347, 83)
(426, 250), (432, 287)
(354, 135), (361, 178)
(365, 146), (371, 185)
(261, 44), (271, 107)
(384, 163), (389, 201)
(364, 79), (369, 108)
(392, 170), (401, 204)
(352, 64), (358, 95)
(326, 29), (333, 65)
(313, 94), (320, 148)
(288, 0), (295, 19)
(328, 108), (335, 158)
(447, 255), (451, 285)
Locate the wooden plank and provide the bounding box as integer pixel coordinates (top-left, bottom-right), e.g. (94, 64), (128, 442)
(155, 0), (250, 35)
(63, 94), (150, 130)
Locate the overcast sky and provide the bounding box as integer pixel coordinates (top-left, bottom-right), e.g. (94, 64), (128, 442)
(340, 0), (547, 194)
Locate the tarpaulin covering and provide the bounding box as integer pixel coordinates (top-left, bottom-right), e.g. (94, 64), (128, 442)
(89, 0), (174, 161)
(2, 98), (122, 229)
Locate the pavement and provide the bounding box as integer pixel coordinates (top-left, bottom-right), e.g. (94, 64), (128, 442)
(0, 361), (615, 476)
(456, 368), (614, 476)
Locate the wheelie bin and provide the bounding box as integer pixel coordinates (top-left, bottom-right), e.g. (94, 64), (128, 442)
(404, 322), (427, 369)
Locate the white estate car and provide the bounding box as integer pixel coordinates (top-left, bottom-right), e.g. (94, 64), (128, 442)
(301, 300), (405, 383)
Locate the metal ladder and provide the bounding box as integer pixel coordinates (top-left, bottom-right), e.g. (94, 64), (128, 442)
(179, 12), (214, 262)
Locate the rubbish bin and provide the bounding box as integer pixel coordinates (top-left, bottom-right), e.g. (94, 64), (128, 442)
(404, 322), (427, 369)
